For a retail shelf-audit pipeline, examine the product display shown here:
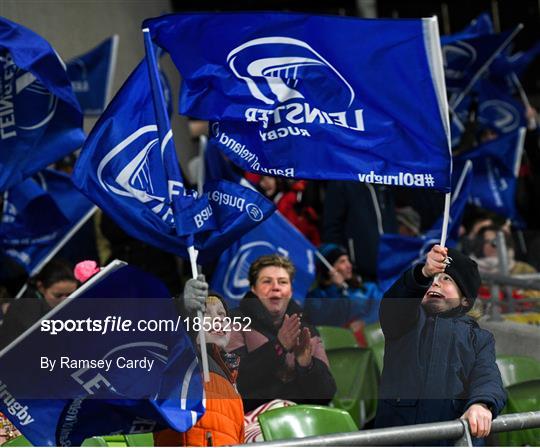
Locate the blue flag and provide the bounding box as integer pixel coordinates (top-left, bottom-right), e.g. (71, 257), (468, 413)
(72, 60), (275, 264)
(144, 13), (451, 192)
(442, 27), (519, 100)
(0, 17), (85, 192)
(1, 169), (96, 274)
(67, 35), (119, 115)
(204, 138), (243, 184)
(0, 176), (68, 245)
(377, 162), (473, 293)
(210, 210), (316, 308)
(451, 78), (526, 146)
(455, 128), (525, 222)
(442, 12), (494, 43)
(490, 41), (540, 79)
(0, 262), (204, 446)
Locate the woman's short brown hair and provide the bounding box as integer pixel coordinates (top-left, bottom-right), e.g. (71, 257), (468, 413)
(248, 254), (296, 287)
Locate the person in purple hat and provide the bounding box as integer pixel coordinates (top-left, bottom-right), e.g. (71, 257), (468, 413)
(375, 244), (506, 445)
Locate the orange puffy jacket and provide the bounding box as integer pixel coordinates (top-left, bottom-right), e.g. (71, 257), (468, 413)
(154, 346), (244, 446)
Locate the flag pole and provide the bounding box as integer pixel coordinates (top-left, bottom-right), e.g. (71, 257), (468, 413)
(425, 16), (453, 250)
(188, 245), (210, 383)
(451, 24), (523, 110)
(439, 192), (452, 249)
(197, 135), (207, 197)
(143, 28), (210, 382)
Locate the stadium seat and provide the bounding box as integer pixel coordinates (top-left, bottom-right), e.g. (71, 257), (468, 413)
(370, 342), (385, 374)
(81, 435), (126, 446)
(363, 322), (384, 348)
(81, 434), (153, 446)
(496, 355), (540, 388)
(1, 436), (32, 446)
(316, 326), (358, 351)
(325, 347), (379, 428)
(497, 379), (540, 446)
(257, 404), (358, 441)
(124, 433), (153, 446)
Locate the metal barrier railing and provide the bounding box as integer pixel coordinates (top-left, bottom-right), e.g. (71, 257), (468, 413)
(244, 411), (540, 447)
(481, 231), (540, 318)
(481, 272), (540, 291)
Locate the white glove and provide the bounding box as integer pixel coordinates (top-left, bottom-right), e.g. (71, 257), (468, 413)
(183, 274), (208, 313)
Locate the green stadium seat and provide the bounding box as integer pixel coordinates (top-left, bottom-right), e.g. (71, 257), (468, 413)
(258, 404), (358, 441)
(363, 322), (384, 348)
(497, 379), (540, 446)
(82, 435), (126, 446)
(496, 355), (540, 388)
(316, 326), (358, 351)
(0, 431), (153, 447)
(124, 433), (153, 446)
(326, 347), (379, 428)
(1, 436), (32, 446)
(370, 342), (385, 374)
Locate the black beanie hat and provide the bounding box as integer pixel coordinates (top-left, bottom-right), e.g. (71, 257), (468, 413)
(318, 243), (348, 266)
(444, 247), (481, 306)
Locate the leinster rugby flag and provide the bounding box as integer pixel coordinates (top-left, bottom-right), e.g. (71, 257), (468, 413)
(0, 17), (85, 192)
(72, 60), (275, 264)
(67, 35), (119, 115)
(455, 128), (525, 222)
(0, 175), (68, 245)
(144, 13), (452, 192)
(0, 262), (204, 446)
(450, 79), (526, 146)
(1, 169), (96, 274)
(211, 210), (316, 307)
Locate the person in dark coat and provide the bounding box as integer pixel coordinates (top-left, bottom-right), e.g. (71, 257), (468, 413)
(226, 254), (337, 412)
(375, 245), (506, 445)
(322, 181), (397, 282)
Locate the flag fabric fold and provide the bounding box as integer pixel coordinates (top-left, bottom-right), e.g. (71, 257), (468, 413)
(0, 17), (85, 192)
(72, 59), (275, 264)
(67, 35), (119, 115)
(144, 12), (451, 192)
(454, 127), (525, 222)
(1, 169), (95, 274)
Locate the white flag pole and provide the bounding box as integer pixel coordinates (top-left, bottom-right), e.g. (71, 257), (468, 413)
(143, 28), (210, 382)
(197, 135), (207, 197)
(188, 245), (210, 383)
(425, 17), (453, 251)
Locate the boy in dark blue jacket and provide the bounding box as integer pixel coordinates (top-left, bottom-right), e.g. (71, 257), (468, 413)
(375, 245), (506, 445)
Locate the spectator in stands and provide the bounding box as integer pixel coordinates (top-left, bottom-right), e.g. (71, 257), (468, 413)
(396, 206), (421, 237)
(258, 177), (321, 246)
(471, 224), (540, 304)
(375, 245), (506, 444)
(0, 259), (78, 348)
(156, 281), (244, 446)
(305, 244), (382, 327)
(322, 181), (397, 281)
(226, 254), (336, 412)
